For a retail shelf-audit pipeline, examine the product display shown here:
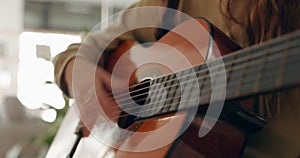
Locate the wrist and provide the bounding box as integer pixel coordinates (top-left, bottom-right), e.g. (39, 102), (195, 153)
(64, 58), (75, 97)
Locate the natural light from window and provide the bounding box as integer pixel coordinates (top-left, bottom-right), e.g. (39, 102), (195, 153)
(18, 32), (81, 111)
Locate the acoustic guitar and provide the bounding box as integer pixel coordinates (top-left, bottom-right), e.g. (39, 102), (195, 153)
(46, 18), (300, 158)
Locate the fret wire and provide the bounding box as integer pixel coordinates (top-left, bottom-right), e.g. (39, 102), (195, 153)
(199, 64), (209, 91)
(169, 84), (181, 111)
(181, 68), (194, 91)
(117, 46), (299, 111)
(191, 54), (280, 102)
(118, 49), (299, 115)
(116, 67), (300, 120)
(117, 88), (225, 119)
(161, 77), (176, 113)
(150, 79), (166, 112)
(166, 82), (180, 111)
(171, 69), (187, 109)
(143, 79), (157, 109)
(112, 38), (299, 103)
(227, 50), (300, 97)
(195, 64), (209, 92)
(234, 49), (253, 96)
(116, 61), (300, 119)
(110, 35), (299, 107)
(110, 32), (300, 98)
(138, 78), (158, 116)
(226, 50), (238, 97)
(117, 44), (300, 108)
(282, 46), (299, 85)
(253, 45), (269, 92)
(240, 59), (279, 93)
(168, 69), (194, 109)
(185, 77), (200, 109)
(116, 42), (299, 103)
(276, 37), (290, 87)
(116, 49), (300, 119)
(220, 52), (283, 99)
(147, 77), (162, 107)
(199, 69), (211, 107)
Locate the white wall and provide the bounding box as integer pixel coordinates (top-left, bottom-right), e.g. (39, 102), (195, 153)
(0, 0), (24, 99)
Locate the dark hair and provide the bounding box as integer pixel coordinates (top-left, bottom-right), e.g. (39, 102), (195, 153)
(223, 0), (300, 45)
(223, 0), (300, 118)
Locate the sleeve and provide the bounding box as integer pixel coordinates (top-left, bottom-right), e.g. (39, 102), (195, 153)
(53, 0), (167, 97)
(53, 43), (80, 97)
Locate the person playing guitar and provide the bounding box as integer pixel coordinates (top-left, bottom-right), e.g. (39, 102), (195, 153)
(50, 0), (300, 157)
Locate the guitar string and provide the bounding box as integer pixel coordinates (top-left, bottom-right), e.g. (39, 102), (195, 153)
(111, 39), (299, 102)
(108, 31), (297, 100)
(114, 65), (299, 121)
(114, 48), (290, 105)
(108, 34), (299, 97)
(82, 43), (299, 119)
(114, 74), (299, 121)
(111, 42), (299, 107)
(77, 38), (299, 119)
(114, 60), (284, 115)
(108, 54), (299, 119)
(114, 59), (298, 117)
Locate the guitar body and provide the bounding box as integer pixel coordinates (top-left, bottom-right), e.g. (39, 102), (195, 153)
(73, 18), (244, 158)
(51, 17), (300, 158)
(47, 16), (300, 157)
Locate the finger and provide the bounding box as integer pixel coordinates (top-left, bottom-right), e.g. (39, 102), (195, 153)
(96, 67), (127, 92)
(96, 87), (122, 123)
(95, 67), (112, 91)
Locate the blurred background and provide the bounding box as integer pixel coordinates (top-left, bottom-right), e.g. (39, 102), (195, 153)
(0, 0), (137, 157)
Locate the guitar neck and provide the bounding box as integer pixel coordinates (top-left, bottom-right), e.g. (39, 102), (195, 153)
(137, 30), (300, 118)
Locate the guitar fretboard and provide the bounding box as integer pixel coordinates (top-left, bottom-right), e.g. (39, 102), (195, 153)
(126, 30), (300, 120)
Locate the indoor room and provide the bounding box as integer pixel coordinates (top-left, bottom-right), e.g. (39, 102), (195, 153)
(0, 0), (299, 158)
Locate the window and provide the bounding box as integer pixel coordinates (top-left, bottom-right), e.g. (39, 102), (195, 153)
(18, 31), (80, 112)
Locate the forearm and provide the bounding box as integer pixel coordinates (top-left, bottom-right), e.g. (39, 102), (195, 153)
(53, 43), (80, 97)
(53, 0), (166, 97)
(63, 58), (76, 98)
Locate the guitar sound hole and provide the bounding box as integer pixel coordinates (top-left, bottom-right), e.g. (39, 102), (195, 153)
(118, 79), (151, 129)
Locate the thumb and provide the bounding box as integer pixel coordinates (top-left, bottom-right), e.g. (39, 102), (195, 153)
(96, 67), (127, 93)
